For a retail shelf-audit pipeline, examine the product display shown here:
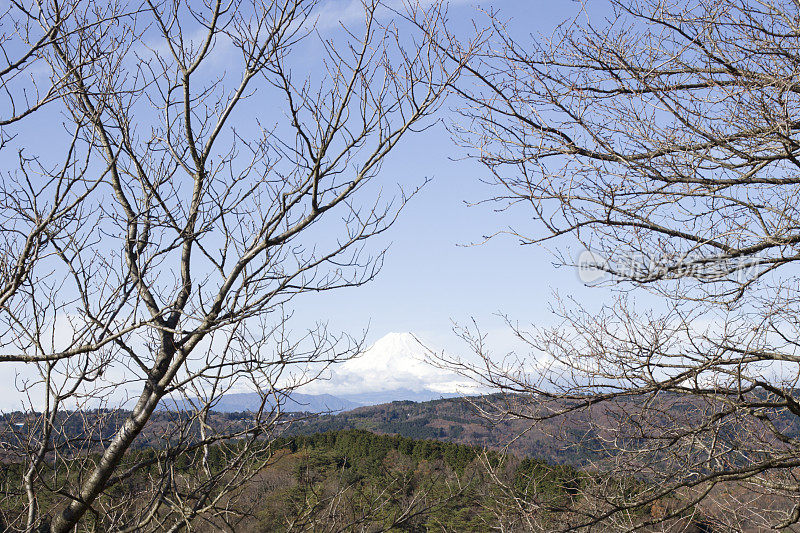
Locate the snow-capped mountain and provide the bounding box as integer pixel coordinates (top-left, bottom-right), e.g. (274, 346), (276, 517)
(301, 332), (477, 404)
(159, 333), (478, 413)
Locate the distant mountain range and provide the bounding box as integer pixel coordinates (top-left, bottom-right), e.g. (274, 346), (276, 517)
(159, 392), (360, 414)
(337, 387), (460, 406)
(160, 388), (459, 414)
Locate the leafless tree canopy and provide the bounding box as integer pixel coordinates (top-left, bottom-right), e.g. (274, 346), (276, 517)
(447, 0), (800, 530)
(0, 0), (475, 531)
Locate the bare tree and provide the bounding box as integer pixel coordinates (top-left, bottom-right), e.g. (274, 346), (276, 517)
(0, 0), (477, 531)
(0, 1), (105, 320)
(444, 0), (800, 530)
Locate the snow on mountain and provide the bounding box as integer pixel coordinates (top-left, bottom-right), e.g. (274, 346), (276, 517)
(301, 332), (478, 400)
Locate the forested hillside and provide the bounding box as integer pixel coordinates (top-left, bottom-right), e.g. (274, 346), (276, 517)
(199, 429), (710, 532)
(286, 396), (610, 467)
(0, 409), (780, 531)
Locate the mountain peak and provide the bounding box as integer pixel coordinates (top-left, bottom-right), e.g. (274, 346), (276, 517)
(300, 331), (476, 398)
(367, 332), (427, 358)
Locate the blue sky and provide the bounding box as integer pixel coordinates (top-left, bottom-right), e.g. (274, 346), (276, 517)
(286, 0), (615, 354)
